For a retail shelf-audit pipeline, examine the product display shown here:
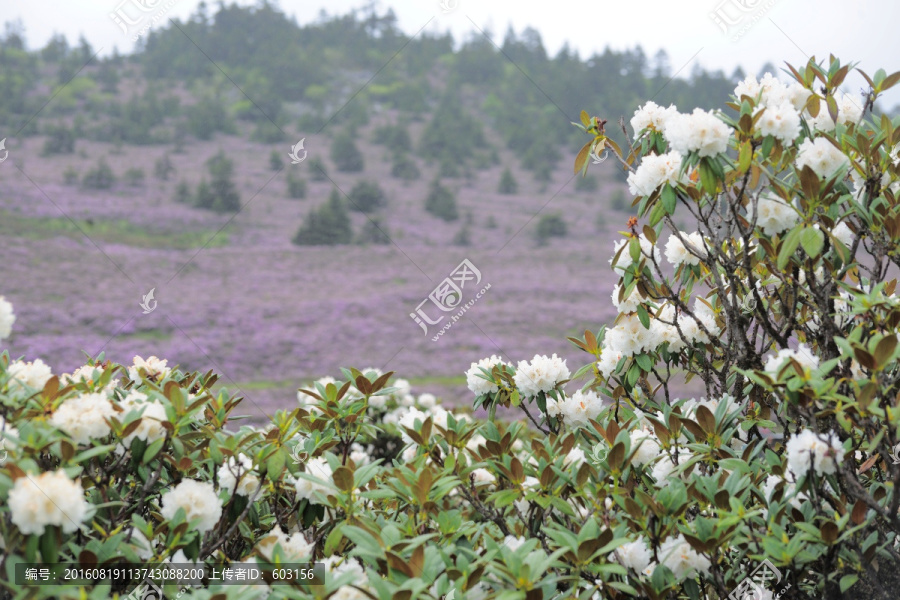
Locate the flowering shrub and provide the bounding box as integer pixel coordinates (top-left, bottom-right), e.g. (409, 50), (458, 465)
(2, 55), (900, 600)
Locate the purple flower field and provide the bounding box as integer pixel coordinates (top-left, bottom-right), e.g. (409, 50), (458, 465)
(1, 123), (701, 423)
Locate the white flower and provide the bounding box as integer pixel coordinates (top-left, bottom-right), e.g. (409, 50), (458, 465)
(256, 527), (313, 561)
(294, 456), (333, 504)
(60, 364), (119, 392)
(651, 449), (692, 487)
(630, 430), (661, 467)
(554, 389), (604, 427)
(787, 82), (812, 112)
(761, 474), (808, 511)
(128, 355), (171, 382)
(466, 355), (507, 396)
(50, 392), (117, 445)
(610, 537), (652, 572)
(9, 470), (89, 535)
(502, 535), (526, 551)
(218, 454), (261, 497)
(119, 392), (168, 446)
(658, 533), (711, 580)
(796, 137), (849, 179)
(735, 73), (790, 107)
(128, 528), (154, 560)
(627, 151), (686, 196)
(786, 429), (844, 476)
(400, 445), (418, 463)
(513, 354), (570, 398)
(417, 393), (437, 409)
(470, 468), (495, 485)
(665, 232), (705, 266)
(755, 193), (799, 236)
(764, 343), (819, 376)
(610, 234), (661, 273)
(756, 102), (802, 143)
(664, 108), (732, 157)
(6, 358), (53, 392)
(832, 221), (854, 247)
(597, 346), (625, 378)
(160, 479), (223, 533)
(349, 443), (370, 466)
(0, 296), (15, 340)
(564, 447), (586, 467)
(611, 283), (647, 314)
(604, 314), (661, 357)
(838, 93), (864, 126)
(630, 101), (678, 139)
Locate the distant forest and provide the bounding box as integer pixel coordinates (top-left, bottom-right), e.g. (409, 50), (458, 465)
(0, 1), (879, 177)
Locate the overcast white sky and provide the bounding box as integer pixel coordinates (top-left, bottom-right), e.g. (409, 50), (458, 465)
(8, 0), (900, 100)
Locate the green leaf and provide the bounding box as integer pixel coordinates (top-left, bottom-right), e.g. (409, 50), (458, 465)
(333, 466), (354, 492)
(777, 227), (803, 270)
(800, 226), (824, 258)
(142, 438), (165, 464)
(661, 185), (676, 214)
(40, 528), (59, 564)
(840, 574), (859, 593)
(629, 236), (641, 263)
(637, 304), (650, 329)
(266, 449), (286, 482)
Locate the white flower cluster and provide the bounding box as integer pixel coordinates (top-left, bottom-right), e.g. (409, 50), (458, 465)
(513, 354), (570, 398)
(626, 151), (685, 197)
(218, 453), (261, 497)
(805, 92), (864, 132)
(8, 470), (89, 535)
(611, 283), (646, 314)
(664, 108), (731, 157)
(6, 358), (53, 392)
(764, 342), (819, 376)
(60, 364), (119, 392)
(0, 295), (15, 340)
(293, 456), (333, 504)
(651, 448), (693, 486)
(606, 300), (719, 360)
(658, 533), (711, 580)
(735, 74), (804, 143)
(755, 193), (799, 236)
(610, 537), (652, 572)
(796, 137), (849, 179)
(160, 479), (223, 533)
(664, 232), (706, 266)
(256, 527), (313, 561)
(128, 355), (172, 382)
(49, 392), (117, 445)
(757, 101), (802, 143)
(465, 355), (507, 396)
(630, 101), (679, 139)
(629, 429), (661, 467)
(786, 428), (844, 476)
(546, 389), (604, 427)
(734, 73), (808, 109)
(119, 391), (168, 447)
